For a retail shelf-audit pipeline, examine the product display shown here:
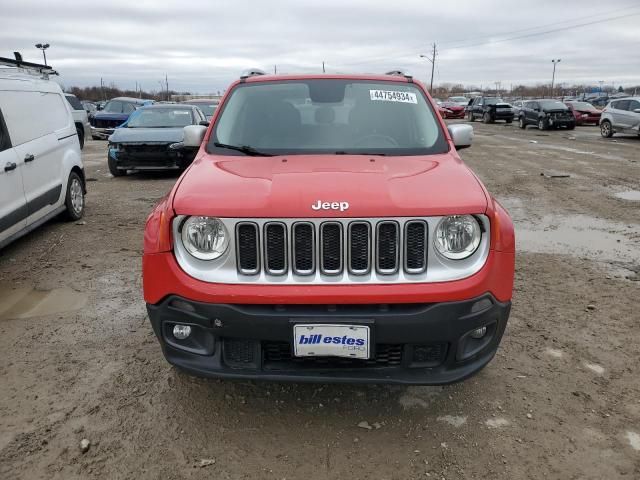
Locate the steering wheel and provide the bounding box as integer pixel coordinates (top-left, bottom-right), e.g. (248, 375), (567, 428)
(352, 134), (399, 148)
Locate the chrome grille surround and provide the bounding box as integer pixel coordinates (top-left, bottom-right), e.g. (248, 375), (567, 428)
(173, 215), (491, 285)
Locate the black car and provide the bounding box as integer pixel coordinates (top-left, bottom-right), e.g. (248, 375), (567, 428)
(107, 104), (207, 176)
(466, 97), (514, 123)
(518, 100), (575, 130)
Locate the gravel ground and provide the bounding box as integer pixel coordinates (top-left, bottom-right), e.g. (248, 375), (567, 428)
(0, 122), (639, 479)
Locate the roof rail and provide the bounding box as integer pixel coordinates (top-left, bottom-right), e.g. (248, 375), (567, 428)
(384, 70), (413, 81)
(240, 68), (266, 80)
(0, 52), (58, 78)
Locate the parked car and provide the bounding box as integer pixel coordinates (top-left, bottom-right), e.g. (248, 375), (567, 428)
(142, 71), (515, 385)
(599, 97), (640, 138)
(81, 100), (97, 115)
(564, 101), (601, 126)
(438, 101), (466, 119)
(0, 59), (86, 249)
(107, 104), (206, 176)
(181, 99), (219, 120)
(89, 97), (153, 140)
(518, 100), (575, 130)
(467, 96), (514, 123)
(64, 94), (90, 149)
(447, 96), (468, 107)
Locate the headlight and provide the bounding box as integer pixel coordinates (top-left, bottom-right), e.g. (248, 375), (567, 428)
(181, 216), (229, 260)
(434, 215), (482, 260)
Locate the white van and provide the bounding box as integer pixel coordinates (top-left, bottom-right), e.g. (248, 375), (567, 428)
(0, 63), (86, 249)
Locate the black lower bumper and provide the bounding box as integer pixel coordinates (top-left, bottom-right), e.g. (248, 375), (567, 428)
(147, 294), (511, 385)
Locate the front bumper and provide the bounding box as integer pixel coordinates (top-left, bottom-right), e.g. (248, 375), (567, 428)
(90, 126), (115, 140)
(109, 145), (197, 171)
(147, 294), (510, 385)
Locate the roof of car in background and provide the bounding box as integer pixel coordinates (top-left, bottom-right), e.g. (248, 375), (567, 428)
(182, 98), (219, 103)
(110, 96), (154, 104)
(137, 104), (195, 110)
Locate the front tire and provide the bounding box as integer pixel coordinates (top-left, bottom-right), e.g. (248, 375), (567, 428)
(600, 120), (613, 138)
(63, 172), (85, 221)
(483, 112), (492, 124)
(506, 119), (513, 124)
(538, 118), (548, 130)
(519, 117), (526, 129)
(467, 111), (474, 122)
(108, 155), (126, 177)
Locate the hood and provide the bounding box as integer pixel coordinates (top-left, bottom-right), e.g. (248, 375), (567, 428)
(173, 154), (488, 218)
(543, 108), (570, 113)
(575, 108), (600, 114)
(93, 111), (130, 122)
(109, 127), (185, 143)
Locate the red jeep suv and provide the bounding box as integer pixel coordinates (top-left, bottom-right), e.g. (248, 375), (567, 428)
(143, 71), (515, 384)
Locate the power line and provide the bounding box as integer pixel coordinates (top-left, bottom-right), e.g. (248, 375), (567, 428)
(333, 6), (640, 69)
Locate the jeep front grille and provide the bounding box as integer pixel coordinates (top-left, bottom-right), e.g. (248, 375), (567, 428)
(237, 219), (427, 278)
(172, 215), (491, 285)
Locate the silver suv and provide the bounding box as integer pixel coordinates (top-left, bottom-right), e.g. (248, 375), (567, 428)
(600, 97), (640, 138)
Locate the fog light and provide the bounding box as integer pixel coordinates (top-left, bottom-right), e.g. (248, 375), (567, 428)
(173, 324), (192, 340)
(470, 326), (487, 339)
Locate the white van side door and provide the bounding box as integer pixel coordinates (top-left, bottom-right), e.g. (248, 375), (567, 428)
(0, 90), (72, 222)
(0, 105), (27, 245)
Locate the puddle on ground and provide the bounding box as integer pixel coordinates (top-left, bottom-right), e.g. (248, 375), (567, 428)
(0, 286), (87, 320)
(614, 190), (640, 201)
(516, 215), (640, 265)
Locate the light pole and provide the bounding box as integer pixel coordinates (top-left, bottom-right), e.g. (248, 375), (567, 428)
(419, 43), (437, 93)
(35, 43), (50, 66)
(550, 59), (561, 98)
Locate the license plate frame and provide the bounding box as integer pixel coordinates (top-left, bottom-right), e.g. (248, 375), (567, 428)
(292, 323), (370, 360)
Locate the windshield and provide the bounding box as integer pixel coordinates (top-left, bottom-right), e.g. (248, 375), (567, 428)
(209, 79), (447, 156)
(103, 101), (122, 113)
(188, 102), (217, 116)
(539, 100), (568, 110)
(485, 98), (504, 105)
(127, 108), (194, 128)
(568, 102), (595, 110)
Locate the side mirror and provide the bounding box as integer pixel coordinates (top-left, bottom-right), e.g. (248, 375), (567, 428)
(448, 124), (473, 150)
(199, 120), (210, 127)
(634, 109), (640, 113)
(183, 125), (207, 148)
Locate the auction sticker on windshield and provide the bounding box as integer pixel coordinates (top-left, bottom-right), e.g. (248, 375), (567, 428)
(293, 324), (370, 359)
(370, 89), (418, 104)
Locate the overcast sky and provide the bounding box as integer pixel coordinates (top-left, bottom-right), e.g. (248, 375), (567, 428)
(2, 0), (639, 94)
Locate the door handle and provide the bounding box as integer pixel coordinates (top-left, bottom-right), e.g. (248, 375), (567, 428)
(4, 162), (17, 172)
(24, 154), (35, 162)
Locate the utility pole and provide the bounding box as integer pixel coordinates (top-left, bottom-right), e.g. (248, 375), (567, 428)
(165, 73), (169, 101)
(550, 59), (561, 98)
(100, 77), (105, 101)
(274, 65), (277, 74)
(322, 61), (325, 73)
(419, 43), (437, 93)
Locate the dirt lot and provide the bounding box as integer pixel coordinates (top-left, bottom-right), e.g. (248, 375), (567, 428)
(1, 122), (639, 479)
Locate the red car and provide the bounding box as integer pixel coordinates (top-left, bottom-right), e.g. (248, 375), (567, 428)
(438, 101), (466, 119)
(564, 101), (601, 125)
(143, 71), (515, 385)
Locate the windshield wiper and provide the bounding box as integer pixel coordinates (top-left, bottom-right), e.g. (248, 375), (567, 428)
(213, 142), (273, 157)
(334, 151), (388, 156)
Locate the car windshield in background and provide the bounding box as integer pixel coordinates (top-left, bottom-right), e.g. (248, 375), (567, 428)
(485, 98), (504, 105)
(65, 95), (84, 111)
(209, 79), (447, 156)
(193, 103), (217, 116)
(127, 108), (194, 128)
(569, 102), (595, 110)
(539, 100), (567, 110)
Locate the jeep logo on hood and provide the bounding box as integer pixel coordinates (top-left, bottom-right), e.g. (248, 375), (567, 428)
(311, 200), (349, 212)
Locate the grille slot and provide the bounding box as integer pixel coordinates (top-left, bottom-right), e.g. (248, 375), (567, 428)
(264, 222), (287, 274)
(236, 223), (260, 274)
(320, 222), (343, 275)
(404, 221), (427, 273)
(348, 222), (370, 274)
(292, 222), (315, 275)
(263, 342), (403, 368)
(376, 221), (399, 274)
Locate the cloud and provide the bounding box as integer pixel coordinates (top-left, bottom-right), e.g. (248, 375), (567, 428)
(1, 0), (639, 93)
